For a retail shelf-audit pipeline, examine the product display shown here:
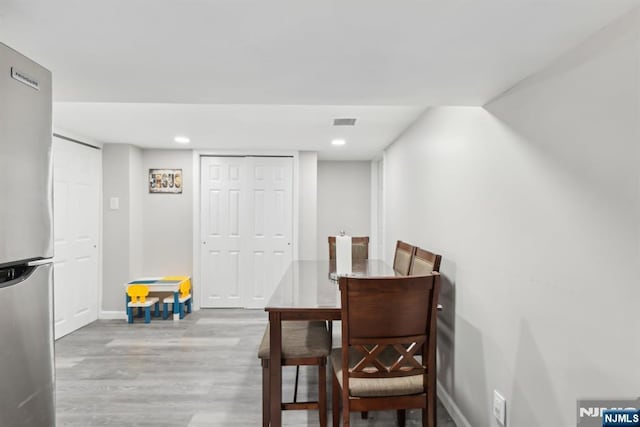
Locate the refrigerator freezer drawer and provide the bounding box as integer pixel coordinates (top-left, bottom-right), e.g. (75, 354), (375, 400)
(0, 263), (55, 427)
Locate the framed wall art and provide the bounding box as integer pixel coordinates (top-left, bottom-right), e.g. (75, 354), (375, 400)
(149, 168), (182, 194)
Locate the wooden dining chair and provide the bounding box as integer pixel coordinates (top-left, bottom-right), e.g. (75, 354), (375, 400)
(408, 247), (444, 357)
(393, 240), (416, 275)
(328, 236), (370, 260)
(258, 321), (331, 427)
(332, 274), (440, 427)
(409, 247), (442, 275)
(364, 242), (419, 420)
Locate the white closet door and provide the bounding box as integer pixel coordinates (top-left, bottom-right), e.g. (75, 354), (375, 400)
(52, 138), (100, 339)
(200, 156), (293, 308)
(200, 157), (245, 307)
(244, 157), (293, 308)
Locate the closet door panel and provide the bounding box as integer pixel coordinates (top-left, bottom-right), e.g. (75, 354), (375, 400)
(200, 156), (292, 308)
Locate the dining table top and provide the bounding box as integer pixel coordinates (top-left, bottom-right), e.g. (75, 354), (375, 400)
(265, 259), (398, 311)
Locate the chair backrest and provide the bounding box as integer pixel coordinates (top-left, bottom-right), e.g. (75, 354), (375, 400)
(328, 236), (369, 260)
(393, 240), (416, 275)
(163, 276), (191, 298)
(127, 284), (150, 303)
(179, 280), (191, 298)
(338, 274), (440, 380)
(409, 247), (442, 275)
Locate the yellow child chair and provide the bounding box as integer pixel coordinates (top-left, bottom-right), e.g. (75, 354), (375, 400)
(162, 276), (192, 320)
(126, 285), (160, 323)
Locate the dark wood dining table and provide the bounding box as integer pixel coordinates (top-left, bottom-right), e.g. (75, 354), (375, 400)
(264, 259), (397, 427)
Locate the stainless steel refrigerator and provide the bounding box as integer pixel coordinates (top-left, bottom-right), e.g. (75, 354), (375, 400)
(0, 42), (55, 426)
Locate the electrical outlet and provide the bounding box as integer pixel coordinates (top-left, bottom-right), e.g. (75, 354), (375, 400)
(493, 390), (506, 426)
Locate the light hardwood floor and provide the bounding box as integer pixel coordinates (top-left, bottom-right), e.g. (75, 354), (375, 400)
(55, 309), (457, 426)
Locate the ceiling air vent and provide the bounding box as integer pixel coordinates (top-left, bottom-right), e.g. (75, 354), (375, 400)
(333, 118), (357, 126)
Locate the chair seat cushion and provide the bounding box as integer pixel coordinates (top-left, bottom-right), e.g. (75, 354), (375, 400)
(163, 294), (191, 303)
(128, 297), (159, 307)
(258, 321), (331, 360)
(330, 348), (424, 397)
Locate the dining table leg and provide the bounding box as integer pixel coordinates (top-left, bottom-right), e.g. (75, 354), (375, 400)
(268, 311), (282, 427)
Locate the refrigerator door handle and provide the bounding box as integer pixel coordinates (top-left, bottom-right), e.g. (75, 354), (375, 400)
(26, 258), (54, 267)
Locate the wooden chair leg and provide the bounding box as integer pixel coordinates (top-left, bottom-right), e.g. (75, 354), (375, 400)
(342, 387), (350, 427)
(293, 365), (300, 403)
(332, 372), (340, 427)
(427, 397), (436, 427)
(262, 362), (270, 427)
(318, 362), (327, 427)
(144, 306), (151, 323)
(397, 409), (406, 427)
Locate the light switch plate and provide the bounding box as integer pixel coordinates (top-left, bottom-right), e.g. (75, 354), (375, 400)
(109, 197), (119, 210)
(493, 390), (506, 425)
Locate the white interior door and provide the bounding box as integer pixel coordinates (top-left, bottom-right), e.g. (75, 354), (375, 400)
(52, 137), (100, 339)
(200, 157), (245, 307)
(200, 156), (293, 308)
(244, 157), (293, 308)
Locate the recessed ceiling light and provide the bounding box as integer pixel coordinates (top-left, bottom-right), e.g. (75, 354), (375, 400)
(174, 136), (190, 144)
(331, 139), (346, 146)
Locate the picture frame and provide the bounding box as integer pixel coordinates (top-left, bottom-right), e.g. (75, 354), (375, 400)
(148, 168), (182, 194)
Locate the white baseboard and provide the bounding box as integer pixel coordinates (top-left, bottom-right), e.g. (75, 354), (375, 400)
(99, 310), (126, 320)
(438, 381), (472, 427)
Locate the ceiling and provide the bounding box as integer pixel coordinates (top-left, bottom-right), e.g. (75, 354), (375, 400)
(53, 103), (423, 160)
(1, 0), (638, 158)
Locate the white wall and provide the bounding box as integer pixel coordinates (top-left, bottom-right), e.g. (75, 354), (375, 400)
(298, 151), (318, 260)
(317, 161), (371, 259)
(103, 149), (312, 312)
(102, 146), (193, 311)
(129, 146), (143, 279)
(102, 144), (134, 312)
(384, 9), (640, 427)
(141, 150), (193, 276)
(369, 159), (384, 260)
